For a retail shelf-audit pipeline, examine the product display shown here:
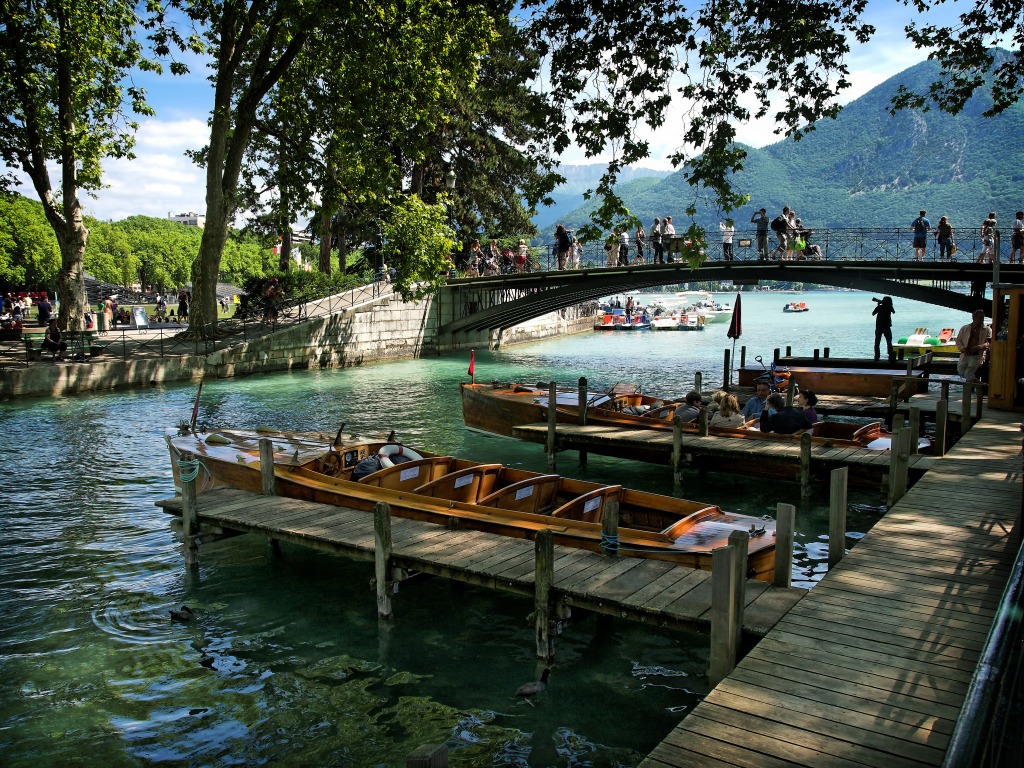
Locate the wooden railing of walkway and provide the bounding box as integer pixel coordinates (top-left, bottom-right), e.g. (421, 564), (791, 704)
(640, 409), (1023, 768)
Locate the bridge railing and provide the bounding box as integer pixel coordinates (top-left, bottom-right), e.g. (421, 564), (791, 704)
(503, 227), (1004, 273)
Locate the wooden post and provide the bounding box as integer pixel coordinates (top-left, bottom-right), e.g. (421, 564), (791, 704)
(405, 744), (448, 768)
(374, 502), (393, 619)
(773, 503), (795, 588)
(259, 438), (276, 496)
(892, 414), (905, 433)
(773, 347), (780, 363)
(601, 498), (620, 556)
(828, 467), (848, 569)
(823, 346), (830, 358)
(888, 379), (900, 426)
(698, 407), (709, 437)
(813, 348), (819, 362)
(728, 529), (748, 656)
(786, 382), (796, 408)
(723, 349), (731, 391)
(740, 345), (746, 368)
(534, 529), (554, 660)
(694, 371), (703, 396)
(546, 381), (557, 469)
(908, 406), (921, 456)
(785, 345), (792, 357)
(975, 384), (985, 421)
(181, 451), (199, 568)
(935, 398), (948, 456)
(888, 428), (911, 505)
(961, 382), (972, 431)
(671, 415), (684, 488)
(708, 542), (739, 686)
(577, 377), (588, 466)
(800, 432), (812, 499)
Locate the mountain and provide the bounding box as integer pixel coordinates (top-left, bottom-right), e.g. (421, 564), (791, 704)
(554, 55), (1024, 237)
(531, 164), (672, 232)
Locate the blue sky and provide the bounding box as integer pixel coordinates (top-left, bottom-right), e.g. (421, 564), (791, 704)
(47, 3), (966, 223)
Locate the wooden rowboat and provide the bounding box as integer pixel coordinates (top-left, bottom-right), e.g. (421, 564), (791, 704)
(460, 381), (898, 449)
(165, 428), (777, 578)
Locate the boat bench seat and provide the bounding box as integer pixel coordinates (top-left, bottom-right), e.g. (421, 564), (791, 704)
(477, 475), (562, 515)
(413, 464), (504, 504)
(358, 457), (458, 491)
(660, 506), (722, 540)
(549, 485), (622, 524)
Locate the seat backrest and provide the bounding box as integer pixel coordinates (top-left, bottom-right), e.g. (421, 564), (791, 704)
(549, 485), (622, 523)
(477, 475), (562, 515)
(358, 457), (457, 491)
(413, 464), (503, 503)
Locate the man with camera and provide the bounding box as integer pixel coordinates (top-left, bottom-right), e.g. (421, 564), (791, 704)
(871, 296), (896, 362)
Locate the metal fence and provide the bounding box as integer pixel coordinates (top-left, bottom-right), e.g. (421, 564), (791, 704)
(499, 227), (1010, 273)
(0, 279), (393, 370)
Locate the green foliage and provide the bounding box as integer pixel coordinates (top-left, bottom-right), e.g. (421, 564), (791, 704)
(380, 195), (456, 300)
(0, 194), (60, 287)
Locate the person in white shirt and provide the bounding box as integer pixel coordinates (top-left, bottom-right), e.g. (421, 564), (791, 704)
(650, 218), (663, 263)
(1011, 210), (1024, 264)
(662, 216), (676, 262)
(617, 228), (630, 266)
(719, 220), (735, 261)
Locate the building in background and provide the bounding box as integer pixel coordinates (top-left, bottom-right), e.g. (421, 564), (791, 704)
(168, 211), (206, 228)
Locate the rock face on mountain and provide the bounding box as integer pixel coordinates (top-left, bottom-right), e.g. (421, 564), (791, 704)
(550, 55), (1024, 234)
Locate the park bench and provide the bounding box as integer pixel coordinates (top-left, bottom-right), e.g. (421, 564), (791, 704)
(23, 329), (110, 360)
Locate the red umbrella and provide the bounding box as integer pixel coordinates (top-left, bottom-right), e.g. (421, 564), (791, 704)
(726, 294), (741, 389)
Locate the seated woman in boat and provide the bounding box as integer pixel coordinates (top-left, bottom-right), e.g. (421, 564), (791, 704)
(709, 394), (745, 429)
(760, 393), (813, 435)
(673, 391), (703, 423)
(797, 389), (819, 424)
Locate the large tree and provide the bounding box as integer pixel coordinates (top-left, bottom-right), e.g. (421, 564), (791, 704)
(0, 0), (153, 328)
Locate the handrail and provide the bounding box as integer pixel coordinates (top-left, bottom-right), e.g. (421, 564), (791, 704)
(941, 532), (1024, 767)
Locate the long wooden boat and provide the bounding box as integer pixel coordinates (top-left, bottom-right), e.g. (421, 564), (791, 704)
(460, 381), (900, 450)
(736, 364), (926, 397)
(165, 428), (777, 578)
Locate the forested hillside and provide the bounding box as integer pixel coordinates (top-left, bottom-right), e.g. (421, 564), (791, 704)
(556, 56), (1024, 237)
(0, 194), (278, 291)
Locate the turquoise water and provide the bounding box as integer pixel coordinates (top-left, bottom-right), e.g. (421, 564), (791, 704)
(0, 290), (967, 766)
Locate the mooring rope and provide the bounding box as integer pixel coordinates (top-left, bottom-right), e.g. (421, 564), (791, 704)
(178, 458), (202, 483)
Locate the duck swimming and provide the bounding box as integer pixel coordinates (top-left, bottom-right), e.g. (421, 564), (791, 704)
(169, 605), (196, 623)
(515, 668), (550, 700)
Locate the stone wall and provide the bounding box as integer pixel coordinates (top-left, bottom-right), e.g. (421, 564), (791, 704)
(0, 292), (593, 400)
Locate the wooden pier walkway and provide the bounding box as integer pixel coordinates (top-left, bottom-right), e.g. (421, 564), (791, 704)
(512, 422), (938, 483)
(157, 490), (805, 637)
(641, 408), (1022, 768)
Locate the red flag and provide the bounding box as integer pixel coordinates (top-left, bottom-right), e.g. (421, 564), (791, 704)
(468, 350), (475, 376)
(727, 293), (742, 340)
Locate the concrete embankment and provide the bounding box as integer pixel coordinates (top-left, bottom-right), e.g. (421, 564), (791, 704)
(0, 292), (592, 401)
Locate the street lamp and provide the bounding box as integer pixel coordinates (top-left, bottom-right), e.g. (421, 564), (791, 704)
(445, 168), (456, 191)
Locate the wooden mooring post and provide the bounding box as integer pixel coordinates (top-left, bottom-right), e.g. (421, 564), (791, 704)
(723, 349), (731, 391)
(694, 371), (703, 396)
(546, 381), (557, 470)
(180, 451), (199, 568)
(774, 503), (796, 588)
(908, 406), (921, 456)
(740, 345), (747, 369)
(671, 415), (684, 489)
(828, 467), (848, 569)
(708, 530), (748, 686)
(698, 407), (709, 437)
(800, 432), (812, 499)
(888, 428), (912, 505)
(601, 498), (620, 556)
(374, 502), (394, 619)
(259, 438), (276, 496)
(577, 377), (588, 466)
(935, 398), (949, 456)
(534, 529), (555, 660)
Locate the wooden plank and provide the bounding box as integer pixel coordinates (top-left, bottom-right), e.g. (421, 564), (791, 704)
(640, 569), (711, 613)
(651, 726), (808, 768)
(596, 558), (679, 602)
(620, 564), (707, 609)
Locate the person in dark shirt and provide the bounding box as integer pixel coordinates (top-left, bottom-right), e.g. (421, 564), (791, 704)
(673, 391), (703, 423)
(43, 318), (67, 361)
(872, 296), (895, 361)
(760, 394), (812, 435)
(36, 297), (52, 326)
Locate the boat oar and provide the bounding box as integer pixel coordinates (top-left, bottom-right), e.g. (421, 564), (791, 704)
(189, 381), (204, 433)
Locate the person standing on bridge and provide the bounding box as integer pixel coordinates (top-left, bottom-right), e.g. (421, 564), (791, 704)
(1011, 211), (1024, 264)
(554, 224), (572, 270)
(663, 216), (676, 262)
(750, 208), (769, 260)
(872, 296), (896, 362)
(910, 210), (931, 261)
(650, 218), (663, 264)
(719, 219), (735, 261)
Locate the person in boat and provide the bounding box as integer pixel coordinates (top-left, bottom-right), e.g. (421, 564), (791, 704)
(760, 393), (813, 435)
(710, 394), (746, 428)
(706, 390), (725, 415)
(742, 381), (771, 420)
(955, 309), (991, 382)
(872, 296), (896, 362)
(673, 391), (703, 423)
(797, 389), (819, 424)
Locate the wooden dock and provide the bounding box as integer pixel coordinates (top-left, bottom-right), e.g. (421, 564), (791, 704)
(511, 422), (937, 484)
(641, 408), (1022, 767)
(157, 490), (805, 637)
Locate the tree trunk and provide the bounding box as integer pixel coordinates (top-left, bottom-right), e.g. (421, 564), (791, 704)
(55, 213), (88, 331)
(318, 206), (332, 273)
(279, 229), (292, 271)
(190, 185), (231, 334)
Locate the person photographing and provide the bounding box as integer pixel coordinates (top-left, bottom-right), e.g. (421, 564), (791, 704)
(871, 296), (895, 362)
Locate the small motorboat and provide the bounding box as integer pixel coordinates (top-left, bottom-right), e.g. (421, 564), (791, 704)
(783, 301), (809, 313)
